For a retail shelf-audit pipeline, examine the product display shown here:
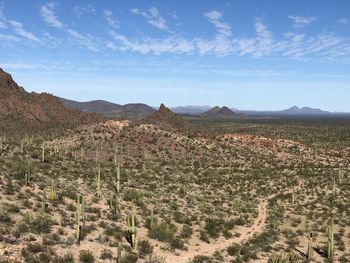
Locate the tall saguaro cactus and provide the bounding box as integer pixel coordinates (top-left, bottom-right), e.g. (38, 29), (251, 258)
(76, 194), (85, 244)
(41, 142), (45, 163)
(96, 163), (101, 198)
(327, 218), (334, 261)
(113, 145), (118, 166)
(115, 163), (121, 194)
(24, 172), (30, 186)
(0, 136), (3, 153)
(307, 232), (313, 261)
(42, 190), (47, 213)
(116, 242), (122, 263)
(150, 207), (154, 230)
(80, 147), (84, 162)
(127, 205), (136, 249)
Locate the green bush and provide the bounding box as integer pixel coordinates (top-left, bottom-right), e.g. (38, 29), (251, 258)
(149, 221), (177, 243)
(138, 239), (153, 257)
(79, 250), (94, 263)
(122, 252), (138, 263)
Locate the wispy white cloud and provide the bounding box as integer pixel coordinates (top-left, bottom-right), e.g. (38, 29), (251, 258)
(0, 3), (7, 28)
(107, 13), (350, 62)
(104, 10), (119, 28)
(39, 2), (98, 51)
(40, 2), (63, 28)
(253, 18), (273, 56)
(131, 7), (168, 30)
(0, 33), (20, 42)
(9, 20), (41, 42)
(72, 4), (96, 17)
(109, 31), (194, 54)
(337, 18), (348, 25)
(204, 10), (231, 37)
(67, 29), (98, 51)
(288, 15), (318, 28)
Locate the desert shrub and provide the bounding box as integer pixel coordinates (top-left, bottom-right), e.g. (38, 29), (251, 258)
(170, 237), (185, 250)
(227, 244), (241, 256)
(43, 233), (61, 245)
(122, 252), (138, 263)
(100, 249), (113, 260)
(144, 255), (165, 263)
(79, 250), (94, 263)
(138, 239), (153, 257)
(52, 253), (74, 263)
(190, 255), (214, 263)
(204, 218), (224, 239)
(21, 242), (54, 262)
(149, 221), (177, 243)
(180, 225), (193, 239)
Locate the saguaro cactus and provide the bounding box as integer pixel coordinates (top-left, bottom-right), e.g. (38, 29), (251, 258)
(96, 163), (101, 198)
(42, 190), (47, 213)
(24, 172), (30, 186)
(80, 147), (84, 162)
(127, 205), (136, 249)
(115, 163), (121, 194)
(113, 145), (118, 166)
(327, 218), (334, 261)
(41, 142), (45, 163)
(116, 242), (122, 263)
(338, 169), (344, 183)
(307, 232), (313, 261)
(20, 140), (24, 153)
(150, 207), (154, 230)
(76, 194), (84, 244)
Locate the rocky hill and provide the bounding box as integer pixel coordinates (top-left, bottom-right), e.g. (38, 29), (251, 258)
(202, 106), (237, 118)
(139, 103), (190, 130)
(106, 103), (156, 120)
(0, 68), (102, 134)
(59, 98), (121, 113)
(59, 97), (156, 120)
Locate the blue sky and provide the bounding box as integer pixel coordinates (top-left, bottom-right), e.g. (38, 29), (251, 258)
(0, 0), (350, 111)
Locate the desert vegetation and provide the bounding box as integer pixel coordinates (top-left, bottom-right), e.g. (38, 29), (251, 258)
(0, 116), (349, 263)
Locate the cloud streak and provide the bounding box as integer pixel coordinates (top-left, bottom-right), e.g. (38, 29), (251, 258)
(40, 2), (63, 28)
(40, 2), (98, 51)
(0, 3), (7, 28)
(104, 10), (119, 28)
(9, 20), (40, 42)
(288, 15), (318, 28)
(204, 10), (231, 37)
(131, 7), (168, 30)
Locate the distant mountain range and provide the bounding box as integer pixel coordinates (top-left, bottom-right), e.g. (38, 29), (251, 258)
(59, 97), (155, 120)
(59, 97), (349, 118)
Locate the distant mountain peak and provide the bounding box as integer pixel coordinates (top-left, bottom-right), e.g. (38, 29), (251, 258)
(159, 103), (171, 114)
(140, 103), (189, 130)
(202, 106), (237, 118)
(282, 106), (330, 115)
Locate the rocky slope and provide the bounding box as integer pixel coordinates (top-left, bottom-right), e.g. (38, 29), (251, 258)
(202, 106), (237, 118)
(139, 103), (190, 130)
(0, 68), (102, 134)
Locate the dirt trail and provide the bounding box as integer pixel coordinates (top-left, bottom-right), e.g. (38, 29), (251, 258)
(144, 186), (300, 263)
